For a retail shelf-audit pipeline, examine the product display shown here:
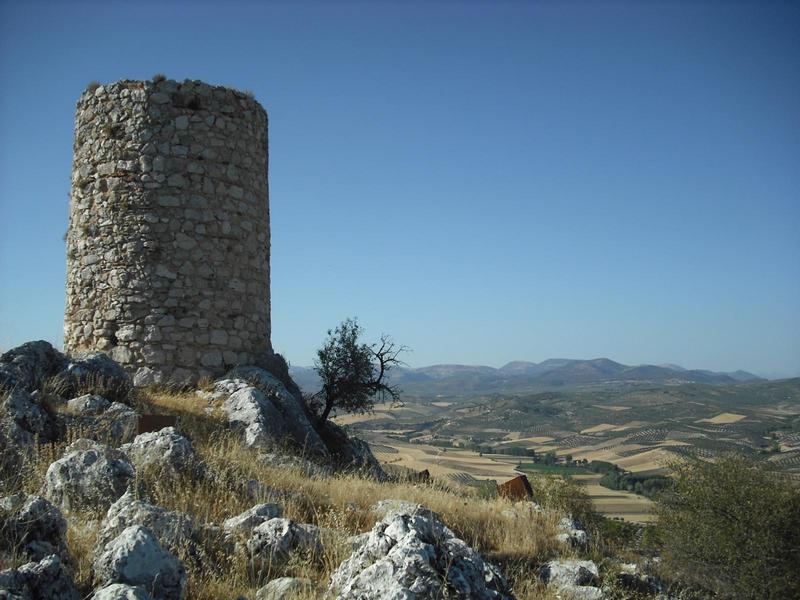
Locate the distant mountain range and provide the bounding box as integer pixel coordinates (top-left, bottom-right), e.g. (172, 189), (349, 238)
(289, 358), (764, 397)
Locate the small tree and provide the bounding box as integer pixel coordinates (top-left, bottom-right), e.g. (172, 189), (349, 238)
(655, 454), (800, 599)
(312, 318), (405, 425)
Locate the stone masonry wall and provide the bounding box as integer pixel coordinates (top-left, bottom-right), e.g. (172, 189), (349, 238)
(64, 78), (271, 384)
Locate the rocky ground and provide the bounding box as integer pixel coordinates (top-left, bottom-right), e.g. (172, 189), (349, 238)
(1, 341), (679, 599)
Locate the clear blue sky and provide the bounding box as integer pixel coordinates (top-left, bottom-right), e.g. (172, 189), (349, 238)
(1, 1), (798, 376)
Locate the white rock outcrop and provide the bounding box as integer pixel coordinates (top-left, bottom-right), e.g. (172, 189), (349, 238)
(67, 393), (112, 415)
(120, 427), (199, 475)
(330, 510), (515, 599)
(255, 577), (315, 600)
(222, 503), (283, 536)
(93, 525), (186, 600)
(246, 518), (323, 570)
(0, 493), (67, 560)
(42, 439), (134, 511)
(220, 367), (328, 457)
(97, 491), (197, 558)
(555, 515), (589, 548)
(540, 559), (602, 600)
(90, 583), (154, 600)
(0, 554), (79, 600)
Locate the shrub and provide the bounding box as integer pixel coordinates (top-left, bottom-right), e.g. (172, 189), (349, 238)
(655, 454), (800, 599)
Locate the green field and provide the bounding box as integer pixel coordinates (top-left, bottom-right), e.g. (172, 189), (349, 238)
(516, 462), (590, 475)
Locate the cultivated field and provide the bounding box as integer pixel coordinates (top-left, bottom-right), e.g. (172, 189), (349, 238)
(337, 378), (800, 522)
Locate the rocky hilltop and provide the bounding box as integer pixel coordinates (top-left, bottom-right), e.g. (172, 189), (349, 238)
(1, 341), (678, 600)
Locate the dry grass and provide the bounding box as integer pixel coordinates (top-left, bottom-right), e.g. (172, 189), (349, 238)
(4, 388), (597, 599)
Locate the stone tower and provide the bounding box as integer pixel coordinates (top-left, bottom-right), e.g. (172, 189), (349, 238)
(64, 78), (271, 384)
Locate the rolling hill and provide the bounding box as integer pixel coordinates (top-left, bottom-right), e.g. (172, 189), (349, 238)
(289, 358), (764, 397)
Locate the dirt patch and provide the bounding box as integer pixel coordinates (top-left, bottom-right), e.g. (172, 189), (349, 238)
(698, 412), (746, 424)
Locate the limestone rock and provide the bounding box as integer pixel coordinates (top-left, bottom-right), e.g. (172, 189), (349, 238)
(0, 494), (67, 561)
(97, 402), (139, 443)
(42, 439), (134, 511)
(246, 518), (323, 570)
(540, 559), (602, 599)
(93, 525), (186, 600)
(0, 554), (79, 600)
(120, 427), (199, 475)
(555, 516), (589, 548)
(0, 341), (67, 393)
(330, 510), (514, 599)
(97, 491), (196, 559)
(2, 389), (54, 439)
(256, 577), (315, 600)
(222, 503), (283, 536)
(67, 393), (111, 415)
(90, 584), (154, 600)
(223, 367), (328, 456)
(224, 386), (289, 448)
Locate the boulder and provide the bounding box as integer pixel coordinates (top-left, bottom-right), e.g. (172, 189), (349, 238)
(0, 494), (67, 560)
(0, 341), (67, 393)
(93, 525), (186, 600)
(222, 503), (283, 536)
(2, 389), (54, 440)
(330, 510), (514, 599)
(0, 554), (79, 600)
(67, 393), (111, 415)
(42, 439), (134, 511)
(97, 491), (197, 559)
(97, 402), (139, 443)
(256, 577), (316, 600)
(224, 386), (289, 449)
(0, 419), (36, 475)
(120, 427), (199, 476)
(53, 352), (131, 403)
(90, 584), (154, 600)
(246, 518), (323, 570)
(221, 367), (328, 457)
(555, 515), (589, 548)
(540, 559), (602, 599)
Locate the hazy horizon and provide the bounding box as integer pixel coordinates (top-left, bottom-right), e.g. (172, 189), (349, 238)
(1, 1), (798, 377)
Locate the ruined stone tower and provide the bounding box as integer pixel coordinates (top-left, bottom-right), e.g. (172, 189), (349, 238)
(64, 78), (271, 384)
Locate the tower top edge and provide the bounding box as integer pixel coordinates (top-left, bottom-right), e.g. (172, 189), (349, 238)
(77, 77), (267, 115)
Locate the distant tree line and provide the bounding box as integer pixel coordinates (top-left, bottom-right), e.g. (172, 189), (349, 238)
(599, 467), (671, 500)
